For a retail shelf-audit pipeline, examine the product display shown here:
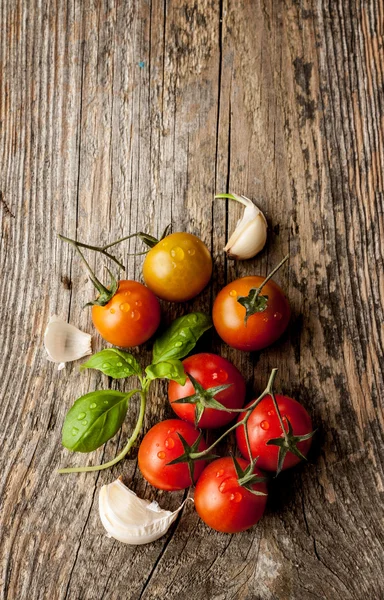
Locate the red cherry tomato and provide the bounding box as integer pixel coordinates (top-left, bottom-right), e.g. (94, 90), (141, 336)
(212, 276), (290, 351)
(236, 395), (313, 471)
(92, 280), (161, 347)
(168, 353), (246, 429)
(194, 457), (267, 533)
(138, 419), (207, 490)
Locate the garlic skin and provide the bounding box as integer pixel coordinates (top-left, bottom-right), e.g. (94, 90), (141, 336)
(217, 193), (267, 260)
(44, 315), (92, 369)
(99, 479), (188, 545)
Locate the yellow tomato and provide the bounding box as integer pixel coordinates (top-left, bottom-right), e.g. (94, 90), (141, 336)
(143, 232), (212, 302)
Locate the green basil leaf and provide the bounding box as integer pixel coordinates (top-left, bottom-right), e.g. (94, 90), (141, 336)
(152, 312), (212, 364)
(80, 349), (142, 379)
(145, 359), (187, 385)
(62, 389), (136, 452)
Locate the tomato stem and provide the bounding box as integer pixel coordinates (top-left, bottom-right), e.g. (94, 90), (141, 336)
(58, 233), (126, 271)
(102, 223), (171, 252)
(190, 369), (278, 461)
(59, 234), (122, 306)
(256, 254), (290, 297)
(58, 389), (146, 474)
(237, 255), (289, 324)
(269, 390), (289, 440)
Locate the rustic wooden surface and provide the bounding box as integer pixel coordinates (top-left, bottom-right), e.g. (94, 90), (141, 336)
(1, 1), (383, 598)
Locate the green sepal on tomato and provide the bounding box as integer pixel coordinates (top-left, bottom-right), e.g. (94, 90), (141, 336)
(236, 394), (314, 473)
(138, 419), (208, 490)
(168, 353), (246, 428)
(194, 457), (268, 533)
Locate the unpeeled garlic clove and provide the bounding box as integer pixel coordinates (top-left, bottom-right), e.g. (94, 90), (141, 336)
(99, 478), (188, 545)
(44, 315), (92, 369)
(216, 193), (267, 260)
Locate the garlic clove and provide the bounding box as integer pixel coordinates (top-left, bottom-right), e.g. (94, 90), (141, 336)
(44, 315), (92, 368)
(99, 478), (188, 545)
(216, 193), (267, 260)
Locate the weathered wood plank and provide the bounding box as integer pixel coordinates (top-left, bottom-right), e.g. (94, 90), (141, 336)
(1, 0), (383, 599)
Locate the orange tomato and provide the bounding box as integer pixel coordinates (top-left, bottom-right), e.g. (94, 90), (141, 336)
(92, 280), (161, 347)
(143, 232), (212, 302)
(213, 276), (290, 351)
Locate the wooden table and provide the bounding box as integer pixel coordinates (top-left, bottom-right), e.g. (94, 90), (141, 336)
(1, 1), (383, 598)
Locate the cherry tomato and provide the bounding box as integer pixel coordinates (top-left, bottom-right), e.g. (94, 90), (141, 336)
(212, 276), (290, 351)
(92, 280), (161, 347)
(138, 419), (208, 490)
(236, 395), (313, 471)
(168, 353), (246, 429)
(142, 232), (212, 302)
(194, 457), (267, 533)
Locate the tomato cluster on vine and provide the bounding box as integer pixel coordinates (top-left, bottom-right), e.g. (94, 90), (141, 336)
(137, 354), (313, 533)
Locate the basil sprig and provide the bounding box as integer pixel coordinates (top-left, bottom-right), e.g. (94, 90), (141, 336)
(62, 389), (137, 452)
(152, 312), (212, 364)
(80, 349), (142, 379)
(59, 312), (212, 474)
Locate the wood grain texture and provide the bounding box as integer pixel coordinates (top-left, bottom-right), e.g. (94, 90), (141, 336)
(1, 1), (383, 599)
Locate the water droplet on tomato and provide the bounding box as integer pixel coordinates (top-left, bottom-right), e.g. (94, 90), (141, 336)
(260, 420), (269, 430)
(167, 427), (175, 434)
(131, 310), (141, 321)
(124, 291), (131, 296)
(274, 312), (282, 320)
(229, 289), (237, 297)
(212, 369), (228, 383)
(77, 412), (86, 420)
(170, 246), (185, 261)
(120, 302), (131, 312)
(216, 469), (224, 478)
(231, 492), (242, 503)
(263, 316), (269, 323)
(90, 403), (97, 409)
(267, 410), (274, 416)
(110, 308), (115, 314)
(219, 477), (238, 493)
(157, 451), (166, 459)
(165, 437), (175, 449)
(71, 427), (79, 436)
(175, 341), (183, 347)
(187, 248), (195, 256)
(135, 300), (142, 307)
